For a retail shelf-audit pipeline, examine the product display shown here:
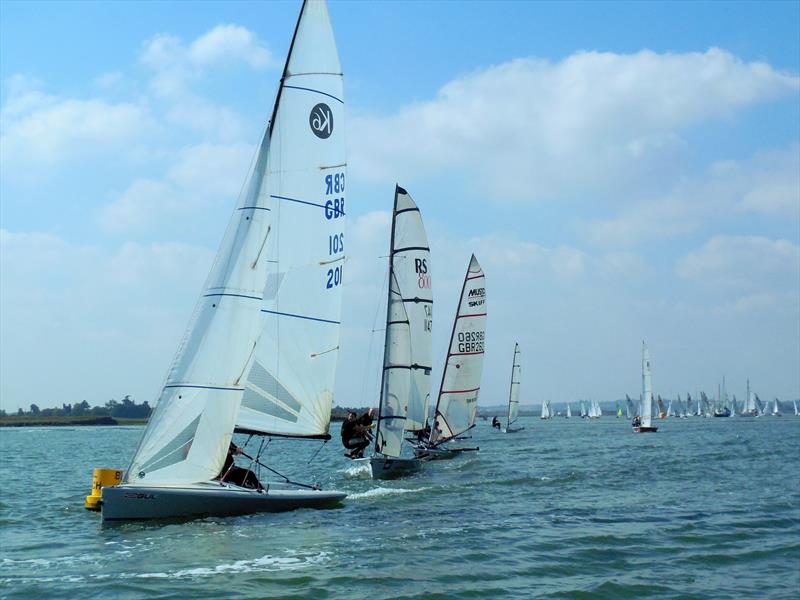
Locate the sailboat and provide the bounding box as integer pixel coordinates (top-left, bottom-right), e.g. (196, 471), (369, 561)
(566, 403), (572, 418)
(362, 186), (432, 478)
(101, 0), (348, 520)
(741, 380), (758, 416)
(616, 401), (623, 418)
(793, 399), (799, 416)
(419, 255), (486, 455)
(540, 399), (552, 420)
(666, 398), (674, 418)
(504, 343), (523, 432)
(713, 377), (731, 417)
(580, 400), (588, 419)
(588, 399), (601, 419)
(633, 342), (658, 433)
(625, 395), (634, 419)
(772, 398), (782, 417)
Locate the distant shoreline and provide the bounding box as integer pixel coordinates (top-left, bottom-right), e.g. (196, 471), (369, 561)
(0, 416), (148, 427)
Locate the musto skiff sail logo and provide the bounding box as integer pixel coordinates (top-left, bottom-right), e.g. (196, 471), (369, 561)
(310, 103), (333, 138)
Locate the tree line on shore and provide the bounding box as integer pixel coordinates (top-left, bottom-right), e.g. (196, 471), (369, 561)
(2, 395), (151, 419)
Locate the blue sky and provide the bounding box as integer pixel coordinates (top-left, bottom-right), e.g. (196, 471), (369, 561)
(1, 0), (798, 412)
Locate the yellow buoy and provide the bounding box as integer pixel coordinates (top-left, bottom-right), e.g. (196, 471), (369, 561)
(85, 468), (123, 511)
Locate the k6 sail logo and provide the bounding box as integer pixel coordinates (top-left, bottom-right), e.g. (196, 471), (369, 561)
(310, 103), (333, 138)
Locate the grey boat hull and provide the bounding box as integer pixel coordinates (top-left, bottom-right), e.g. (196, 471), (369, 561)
(356, 456), (423, 479)
(101, 481), (346, 521)
(414, 445), (479, 461)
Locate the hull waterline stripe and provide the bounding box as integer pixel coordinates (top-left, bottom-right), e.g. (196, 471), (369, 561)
(204, 292), (263, 301)
(261, 309), (340, 324)
(271, 194), (346, 215)
(283, 85), (343, 104)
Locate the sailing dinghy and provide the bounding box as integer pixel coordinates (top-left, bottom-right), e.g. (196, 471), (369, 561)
(503, 343), (523, 432)
(101, 0), (348, 520)
(357, 186), (432, 478)
(633, 342), (658, 433)
(416, 255), (486, 458)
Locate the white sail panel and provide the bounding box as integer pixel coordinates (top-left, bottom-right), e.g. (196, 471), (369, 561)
(391, 188), (433, 432)
(641, 342), (653, 427)
(235, 0), (345, 438)
(433, 255), (486, 441)
(507, 343), (521, 429)
(375, 273), (412, 457)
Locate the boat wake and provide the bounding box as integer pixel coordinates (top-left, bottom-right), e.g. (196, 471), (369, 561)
(348, 486), (430, 500)
(342, 463), (372, 479)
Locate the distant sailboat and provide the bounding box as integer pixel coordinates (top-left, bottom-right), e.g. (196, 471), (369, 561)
(580, 400), (588, 419)
(364, 186), (432, 478)
(504, 343), (523, 433)
(588, 399), (601, 419)
(625, 395), (634, 419)
(772, 398), (782, 417)
(633, 342), (658, 433)
(741, 380), (758, 416)
(101, 0), (348, 521)
(540, 399), (552, 420)
(566, 403), (572, 418)
(793, 399), (799, 416)
(420, 255), (487, 455)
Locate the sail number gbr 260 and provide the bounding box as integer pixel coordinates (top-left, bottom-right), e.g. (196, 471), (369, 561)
(325, 172), (345, 289)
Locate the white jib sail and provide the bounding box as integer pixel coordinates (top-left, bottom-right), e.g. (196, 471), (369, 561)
(566, 403), (572, 418)
(389, 186), (433, 432)
(126, 0), (342, 485)
(236, 0), (345, 438)
(375, 272), (412, 458)
(641, 342), (653, 427)
(432, 255), (487, 442)
(506, 342), (521, 430)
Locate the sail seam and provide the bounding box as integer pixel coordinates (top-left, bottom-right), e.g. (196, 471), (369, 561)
(203, 292), (263, 301)
(440, 387), (480, 394)
(456, 313), (486, 319)
(163, 384), (244, 391)
(270, 194), (345, 214)
(283, 85), (344, 104)
(261, 309), (340, 324)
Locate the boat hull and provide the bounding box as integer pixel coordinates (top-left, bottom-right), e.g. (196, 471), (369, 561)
(633, 426), (658, 433)
(365, 456), (423, 479)
(414, 446), (479, 461)
(101, 482), (346, 521)
(505, 427), (525, 433)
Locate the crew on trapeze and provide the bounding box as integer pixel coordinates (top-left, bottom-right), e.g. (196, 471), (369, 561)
(491, 416), (501, 430)
(341, 408), (375, 459)
(217, 442), (261, 489)
(631, 415), (642, 428)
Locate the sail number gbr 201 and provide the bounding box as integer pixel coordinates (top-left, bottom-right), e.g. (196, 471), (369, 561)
(325, 172), (345, 289)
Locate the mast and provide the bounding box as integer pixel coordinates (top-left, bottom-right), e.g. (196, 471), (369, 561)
(506, 343), (520, 429)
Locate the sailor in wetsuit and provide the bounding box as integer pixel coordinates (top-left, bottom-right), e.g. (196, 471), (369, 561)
(218, 442), (260, 489)
(341, 410), (372, 458)
(491, 416), (501, 429)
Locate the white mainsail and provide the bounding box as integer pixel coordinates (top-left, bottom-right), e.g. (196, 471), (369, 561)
(772, 398), (781, 416)
(505, 342), (521, 431)
(374, 273), (412, 457)
(641, 342), (653, 428)
(566, 403), (572, 418)
(374, 187), (432, 456)
(126, 0), (344, 485)
(390, 187), (433, 432)
(432, 255), (486, 442)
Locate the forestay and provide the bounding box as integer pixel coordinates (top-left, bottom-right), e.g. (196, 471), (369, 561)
(641, 342), (653, 428)
(506, 343), (521, 430)
(126, 0), (344, 485)
(432, 255), (486, 443)
(389, 187), (433, 432)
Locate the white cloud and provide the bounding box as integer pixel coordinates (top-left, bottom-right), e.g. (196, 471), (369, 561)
(0, 229), (214, 410)
(579, 144), (800, 247)
(676, 235), (800, 290)
(141, 25), (274, 98)
(349, 48), (799, 201)
(98, 142), (254, 232)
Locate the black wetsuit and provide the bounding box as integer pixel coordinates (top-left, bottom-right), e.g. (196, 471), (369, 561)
(341, 418), (370, 457)
(218, 444), (260, 489)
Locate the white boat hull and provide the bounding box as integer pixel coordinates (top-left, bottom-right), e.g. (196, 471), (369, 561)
(101, 482), (346, 521)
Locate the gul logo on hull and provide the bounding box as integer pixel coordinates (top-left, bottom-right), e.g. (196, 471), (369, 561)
(310, 103), (333, 138)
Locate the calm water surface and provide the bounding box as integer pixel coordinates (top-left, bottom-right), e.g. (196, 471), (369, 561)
(1, 416), (798, 599)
